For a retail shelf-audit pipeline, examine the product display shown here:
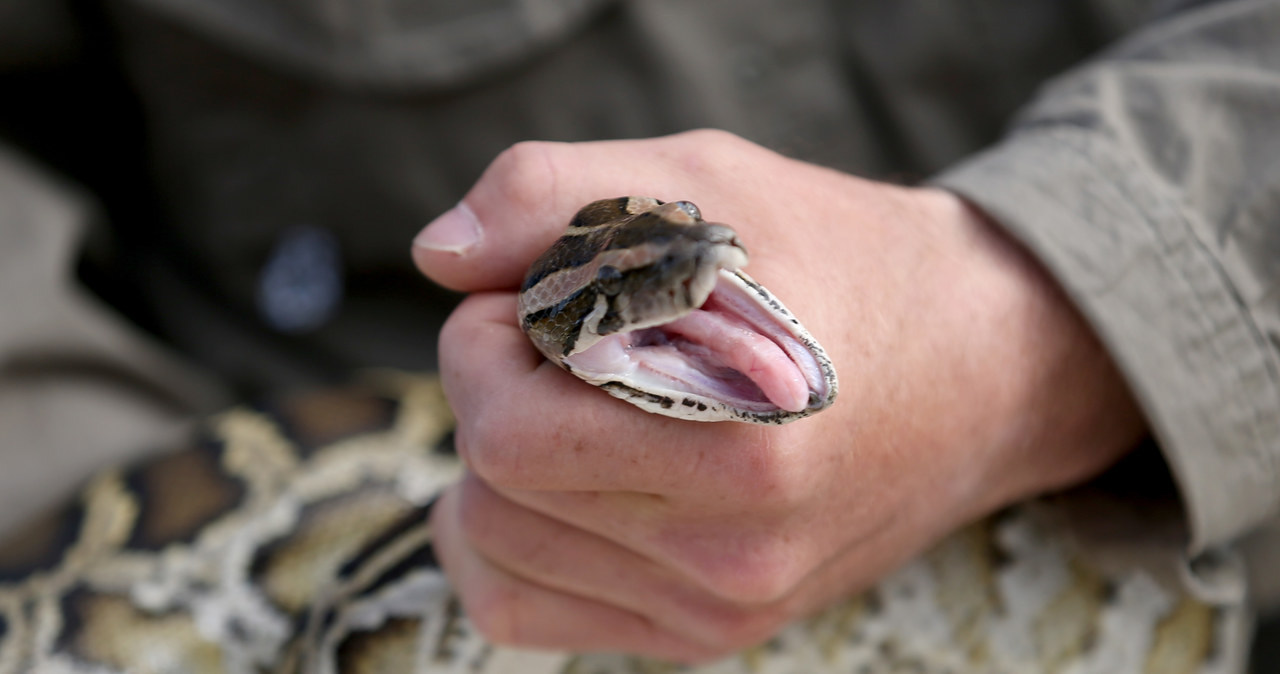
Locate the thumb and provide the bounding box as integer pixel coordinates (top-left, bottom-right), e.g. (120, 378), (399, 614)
(412, 141), (573, 292)
(410, 131), (741, 292)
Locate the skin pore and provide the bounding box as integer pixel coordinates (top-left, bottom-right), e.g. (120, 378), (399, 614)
(412, 130), (1147, 663)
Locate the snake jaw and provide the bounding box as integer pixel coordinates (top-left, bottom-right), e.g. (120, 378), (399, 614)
(520, 197), (838, 424)
(562, 268), (837, 423)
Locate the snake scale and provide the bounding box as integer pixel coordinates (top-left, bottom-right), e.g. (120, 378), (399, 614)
(0, 199), (1247, 673)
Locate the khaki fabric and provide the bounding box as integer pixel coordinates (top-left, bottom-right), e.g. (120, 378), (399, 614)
(0, 147), (226, 536)
(0, 0), (1276, 622)
(932, 0), (1280, 592)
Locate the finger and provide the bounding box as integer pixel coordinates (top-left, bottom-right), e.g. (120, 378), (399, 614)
(492, 484), (821, 606)
(455, 475), (786, 652)
(411, 131), (752, 293)
(430, 483), (718, 662)
(439, 292), (777, 495)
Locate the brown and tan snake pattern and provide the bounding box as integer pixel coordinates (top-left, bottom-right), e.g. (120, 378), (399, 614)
(0, 372), (1244, 674)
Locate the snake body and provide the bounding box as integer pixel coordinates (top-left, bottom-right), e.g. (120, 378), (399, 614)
(0, 200), (1246, 673)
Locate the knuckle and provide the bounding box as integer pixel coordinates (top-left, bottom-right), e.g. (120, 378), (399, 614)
(674, 127), (744, 149)
(688, 536), (805, 605)
(486, 140), (560, 214)
(436, 297), (475, 354)
(436, 294), (501, 371)
(458, 417), (522, 486)
(462, 583), (521, 645)
(455, 480), (498, 544)
(667, 128), (752, 169)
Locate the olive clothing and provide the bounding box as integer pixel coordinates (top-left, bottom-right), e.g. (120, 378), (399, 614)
(0, 0), (1277, 647)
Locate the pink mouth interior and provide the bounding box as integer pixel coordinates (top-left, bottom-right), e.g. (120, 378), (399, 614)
(564, 273), (825, 413)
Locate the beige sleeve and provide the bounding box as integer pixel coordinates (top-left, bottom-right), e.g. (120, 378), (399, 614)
(933, 0), (1280, 556)
(0, 146), (226, 538)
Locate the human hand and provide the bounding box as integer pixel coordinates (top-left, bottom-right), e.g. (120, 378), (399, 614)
(411, 130), (1146, 662)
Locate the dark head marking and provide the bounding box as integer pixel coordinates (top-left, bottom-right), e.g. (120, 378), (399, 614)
(596, 265), (623, 296)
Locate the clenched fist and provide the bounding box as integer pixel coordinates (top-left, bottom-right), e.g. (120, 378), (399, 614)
(411, 130), (1144, 663)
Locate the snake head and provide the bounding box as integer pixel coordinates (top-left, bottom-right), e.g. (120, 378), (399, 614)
(591, 201), (748, 338)
(518, 198), (747, 354)
(519, 197), (837, 424)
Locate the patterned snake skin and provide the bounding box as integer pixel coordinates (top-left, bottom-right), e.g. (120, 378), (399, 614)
(0, 372), (1246, 673)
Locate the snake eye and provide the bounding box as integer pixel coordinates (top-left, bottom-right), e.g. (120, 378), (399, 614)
(596, 265), (624, 295)
(674, 201), (701, 220)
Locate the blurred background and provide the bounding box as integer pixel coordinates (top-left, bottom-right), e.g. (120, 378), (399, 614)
(0, 0), (1274, 669)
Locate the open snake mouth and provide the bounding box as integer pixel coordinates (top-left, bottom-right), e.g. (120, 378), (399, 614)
(564, 269), (832, 415)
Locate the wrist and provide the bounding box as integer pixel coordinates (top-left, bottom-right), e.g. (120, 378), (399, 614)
(923, 188), (1148, 516)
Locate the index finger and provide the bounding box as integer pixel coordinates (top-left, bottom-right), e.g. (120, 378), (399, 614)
(440, 292), (775, 495)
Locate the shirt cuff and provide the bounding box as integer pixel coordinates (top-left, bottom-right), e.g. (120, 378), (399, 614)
(931, 126), (1280, 554)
